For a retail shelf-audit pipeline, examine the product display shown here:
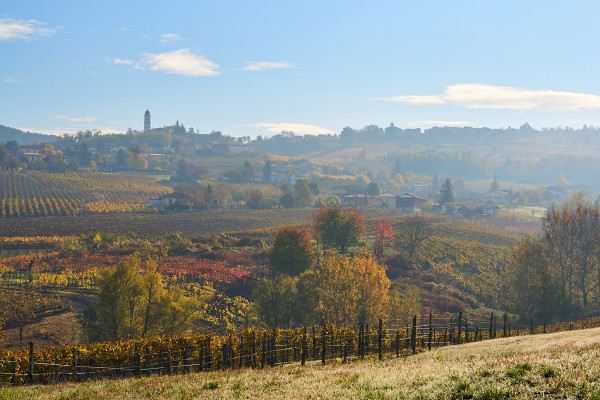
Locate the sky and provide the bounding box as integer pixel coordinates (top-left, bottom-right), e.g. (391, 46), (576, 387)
(2, 1), (600, 138)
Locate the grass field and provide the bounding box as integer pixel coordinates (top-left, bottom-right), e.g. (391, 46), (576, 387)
(3, 326), (600, 399)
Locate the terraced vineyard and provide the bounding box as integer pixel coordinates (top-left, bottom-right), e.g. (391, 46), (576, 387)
(0, 171), (171, 218)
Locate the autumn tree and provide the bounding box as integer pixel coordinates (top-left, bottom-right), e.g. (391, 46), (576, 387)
(247, 190), (265, 210)
(374, 218), (394, 257)
(270, 227), (315, 275)
(388, 286), (422, 323)
(85, 253), (205, 341)
(505, 236), (565, 321)
(312, 251), (390, 325)
(312, 206), (365, 253)
(395, 214), (432, 259)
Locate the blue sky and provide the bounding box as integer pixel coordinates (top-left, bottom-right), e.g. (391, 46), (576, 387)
(2, 1), (600, 138)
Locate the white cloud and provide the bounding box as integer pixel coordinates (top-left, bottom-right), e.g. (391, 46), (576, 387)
(370, 95), (445, 105)
(0, 18), (56, 40)
(373, 84), (600, 112)
(159, 33), (180, 43)
(249, 122), (334, 134)
(407, 120), (474, 127)
(113, 58), (133, 65)
(53, 115), (97, 123)
(4, 77), (21, 83)
(140, 49), (220, 77)
(244, 61), (293, 71)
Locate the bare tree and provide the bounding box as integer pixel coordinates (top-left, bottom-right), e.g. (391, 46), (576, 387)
(396, 214), (433, 259)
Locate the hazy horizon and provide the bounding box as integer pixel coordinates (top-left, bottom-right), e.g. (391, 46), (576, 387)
(3, 1), (600, 138)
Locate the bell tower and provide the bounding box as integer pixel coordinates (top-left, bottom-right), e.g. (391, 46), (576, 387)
(144, 109), (151, 132)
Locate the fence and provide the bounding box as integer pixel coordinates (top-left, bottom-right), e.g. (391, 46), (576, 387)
(0, 311), (595, 387)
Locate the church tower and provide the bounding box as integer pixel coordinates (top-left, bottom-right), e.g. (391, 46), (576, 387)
(144, 109), (151, 132)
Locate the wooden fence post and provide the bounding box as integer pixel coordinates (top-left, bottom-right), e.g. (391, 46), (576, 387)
(543, 320), (546, 334)
(261, 332), (266, 368)
(28, 341), (34, 383)
(411, 315), (417, 355)
(530, 317), (534, 335)
(167, 350), (172, 375)
(395, 330), (400, 357)
(365, 323), (370, 356)
(428, 313), (432, 351)
(449, 317), (454, 345)
(503, 313), (507, 338)
(134, 345), (140, 377)
(358, 323), (363, 358)
(312, 326), (316, 360)
(378, 319), (383, 361)
(271, 329), (277, 367)
(465, 318), (469, 343)
(199, 344), (204, 372)
(321, 325), (326, 365)
(457, 312), (462, 344)
(207, 337), (212, 371)
(301, 327), (307, 366)
(489, 312), (493, 339)
(252, 331), (257, 368)
(183, 344), (189, 373)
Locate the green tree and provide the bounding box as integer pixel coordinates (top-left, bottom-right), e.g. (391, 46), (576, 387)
(270, 227), (315, 275)
(439, 178), (455, 205)
(312, 206), (365, 253)
(490, 174), (500, 191)
(262, 160), (272, 183)
(116, 149), (129, 169)
(294, 179), (312, 208)
(366, 182), (382, 196)
(252, 276), (300, 328)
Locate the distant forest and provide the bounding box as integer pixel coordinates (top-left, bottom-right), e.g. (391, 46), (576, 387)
(4, 122), (600, 186)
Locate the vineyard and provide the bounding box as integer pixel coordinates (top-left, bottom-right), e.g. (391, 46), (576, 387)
(0, 310), (596, 387)
(0, 171), (171, 218)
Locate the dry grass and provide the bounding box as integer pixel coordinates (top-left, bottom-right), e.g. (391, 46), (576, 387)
(4, 327), (600, 399)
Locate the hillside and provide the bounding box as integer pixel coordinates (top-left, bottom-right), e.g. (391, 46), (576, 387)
(3, 326), (599, 399)
(0, 125), (55, 145)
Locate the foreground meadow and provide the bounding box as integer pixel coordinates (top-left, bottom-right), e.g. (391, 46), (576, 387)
(3, 327), (600, 399)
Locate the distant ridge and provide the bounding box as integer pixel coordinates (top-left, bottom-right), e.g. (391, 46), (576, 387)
(0, 125), (56, 145)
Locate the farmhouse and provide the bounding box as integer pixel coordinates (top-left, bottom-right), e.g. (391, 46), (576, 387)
(396, 193), (426, 213)
(342, 194), (379, 208)
(147, 192), (193, 211)
(482, 189), (510, 204)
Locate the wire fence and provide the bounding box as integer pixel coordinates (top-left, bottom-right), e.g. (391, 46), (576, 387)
(0, 311), (597, 386)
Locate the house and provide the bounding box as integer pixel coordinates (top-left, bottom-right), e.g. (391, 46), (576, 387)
(342, 194), (379, 208)
(210, 144), (229, 155)
(179, 144), (197, 157)
(408, 181), (431, 196)
(22, 152), (46, 162)
(147, 192), (193, 211)
(455, 204), (480, 218)
(377, 192), (398, 209)
(482, 190), (510, 204)
(396, 193), (426, 213)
